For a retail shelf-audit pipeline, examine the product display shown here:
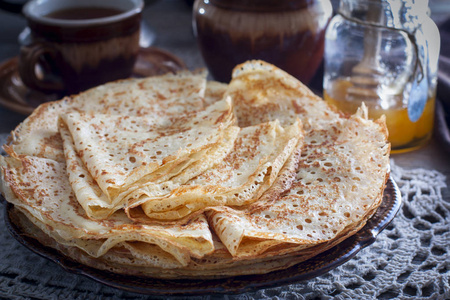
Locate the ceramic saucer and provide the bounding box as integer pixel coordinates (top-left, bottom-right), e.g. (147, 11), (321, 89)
(0, 47), (186, 115)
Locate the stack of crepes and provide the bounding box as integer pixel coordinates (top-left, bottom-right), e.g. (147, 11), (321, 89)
(0, 61), (390, 278)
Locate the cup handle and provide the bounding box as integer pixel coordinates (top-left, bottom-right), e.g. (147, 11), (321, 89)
(18, 42), (66, 92)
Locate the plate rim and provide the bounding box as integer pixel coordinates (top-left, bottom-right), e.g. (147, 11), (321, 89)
(3, 176), (402, 296)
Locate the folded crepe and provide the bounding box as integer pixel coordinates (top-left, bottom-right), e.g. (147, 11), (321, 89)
(0, 61), (391, 279)
(208, 107), (389, 257)
(11, 205), (369, 279)
(227, 60), (342, 129)
(0, 153), (214, 267)
(204, 61), (389, 258)
(58, 97), (237, 219)
(8, 70), (210, 162)
(126, 119), (303, 221)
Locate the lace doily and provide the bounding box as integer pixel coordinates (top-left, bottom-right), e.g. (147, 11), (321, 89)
(0, 157), (448, 299)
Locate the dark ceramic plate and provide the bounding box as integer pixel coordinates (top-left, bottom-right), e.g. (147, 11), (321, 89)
(0, 47), (186, 115)
(4, 177), (401, 296)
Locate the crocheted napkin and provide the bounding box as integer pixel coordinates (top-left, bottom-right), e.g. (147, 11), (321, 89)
(0, 132), (448, 299)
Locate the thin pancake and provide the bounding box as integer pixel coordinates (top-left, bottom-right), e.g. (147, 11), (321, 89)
(58, 97), (236, 218)
(0, 154), (215, 266)
(8, 70), (209, 162)
(126, 119), (303, 221)
(59, 120), (239, 219)
(206, 61), (390, 257)
(0, 60), (391, 279)
(10, 203), (374, 279)
(227, 60), (341, 129)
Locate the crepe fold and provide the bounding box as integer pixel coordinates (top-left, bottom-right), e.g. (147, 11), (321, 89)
(8, 70), (210, 163)
(1, 62), (391, 279)
(205, 61), (389, 258)
(58, 97), (237, 219)
(11, 204), (369, 279)
(126, 119), (303, 221)
(0, 154), (215, 267)
(207, 107), (389, 257)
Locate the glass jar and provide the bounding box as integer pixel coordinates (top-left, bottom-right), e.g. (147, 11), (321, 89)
(323, 0), (440, 153)
(193, 0), (332, 83)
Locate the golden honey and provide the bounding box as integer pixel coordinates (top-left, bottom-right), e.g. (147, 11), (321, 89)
(324, 79), (435, 153)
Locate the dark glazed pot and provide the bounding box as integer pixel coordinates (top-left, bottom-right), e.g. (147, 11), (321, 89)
(193, 0), (332, 83)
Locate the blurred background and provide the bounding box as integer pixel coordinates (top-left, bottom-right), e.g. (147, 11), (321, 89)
(1, 0), (449, 72)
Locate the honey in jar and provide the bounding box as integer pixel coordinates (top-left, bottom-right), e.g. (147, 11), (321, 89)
(324, 78), (436, 153)
(323, 0), (440, 153)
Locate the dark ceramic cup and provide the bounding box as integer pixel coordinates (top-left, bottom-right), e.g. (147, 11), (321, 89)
(19, 0), (143, 94)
